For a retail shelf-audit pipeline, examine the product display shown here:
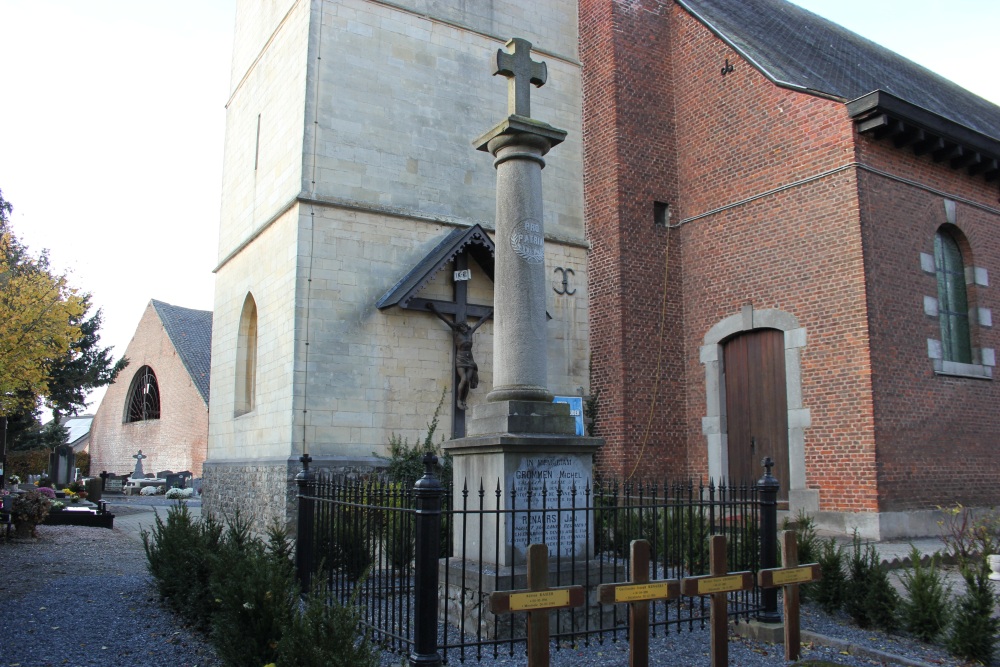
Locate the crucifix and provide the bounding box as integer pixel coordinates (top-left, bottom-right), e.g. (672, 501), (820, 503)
(411, 253), (493, 438)
(494, 37), (547, 118)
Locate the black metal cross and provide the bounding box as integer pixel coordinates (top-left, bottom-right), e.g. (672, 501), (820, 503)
(494, 37), (547, 118)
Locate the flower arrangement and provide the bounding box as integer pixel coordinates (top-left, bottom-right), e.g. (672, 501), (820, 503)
(51, 501), (65, 511)
(140, 485), (160, 496)
(12, 489), (52, 538)
(8, 474), (21, 485)
(165, 487), (195, 500)
(35, 487), (56, 500)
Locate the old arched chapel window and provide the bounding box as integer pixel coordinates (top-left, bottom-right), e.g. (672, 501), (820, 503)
(125, 366), (160, 422)
(235, 293), (258, 416)
(934, 226), (972, 364)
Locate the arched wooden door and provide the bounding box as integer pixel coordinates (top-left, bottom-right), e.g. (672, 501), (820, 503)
(723, 329), (789, 498)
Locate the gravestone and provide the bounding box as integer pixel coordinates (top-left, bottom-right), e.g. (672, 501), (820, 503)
(131, 450), (147, 479)
(49, 445), (76, 487)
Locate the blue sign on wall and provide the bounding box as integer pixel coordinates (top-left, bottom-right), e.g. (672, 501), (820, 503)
(553, 396), (585, 436)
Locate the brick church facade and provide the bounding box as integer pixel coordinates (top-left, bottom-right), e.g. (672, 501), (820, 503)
(584, 0), (1000, 537)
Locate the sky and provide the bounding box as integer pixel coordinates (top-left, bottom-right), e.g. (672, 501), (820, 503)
(0, 1), (997, 417)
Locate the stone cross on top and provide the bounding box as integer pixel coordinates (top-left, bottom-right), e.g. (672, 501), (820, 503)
(493, 37), (547, 118)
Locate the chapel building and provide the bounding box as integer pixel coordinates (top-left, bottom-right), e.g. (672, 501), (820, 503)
(205, 0), (1000, 538)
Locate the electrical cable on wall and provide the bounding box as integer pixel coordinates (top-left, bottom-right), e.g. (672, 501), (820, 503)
(626, 223), (671, 481)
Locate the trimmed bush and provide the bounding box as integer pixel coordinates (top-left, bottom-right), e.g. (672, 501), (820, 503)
(142, 503), (223, 630)
(844, 532), (899, 632)
(947, 561), (999, 665)
(812, 537), (846, 614)
(899, 546), (951, 642)
(277, 585), (379, 667)
(210, 518), (297, 667)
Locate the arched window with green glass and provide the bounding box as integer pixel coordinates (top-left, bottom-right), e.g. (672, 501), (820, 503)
(934, 227), (972, 363)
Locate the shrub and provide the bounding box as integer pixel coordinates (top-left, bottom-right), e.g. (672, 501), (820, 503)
(380, 483), (415, 572)
(899, 546), (951, 642)
(938, 503), (1000, 567)
(276, 584), (379, 667)
(164, 487), (195, 499)
(382, 388), (451, 488)
(947, 560), (999, 664)
(844, 532), (899, 631)
(142, 503), (223, 630)
(812, 537), (847, 614)
(210, 518), (297, 667)
(11, 489), (52, 538)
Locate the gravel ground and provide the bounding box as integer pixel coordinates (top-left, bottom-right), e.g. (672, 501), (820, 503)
(0, 522), (979, 667)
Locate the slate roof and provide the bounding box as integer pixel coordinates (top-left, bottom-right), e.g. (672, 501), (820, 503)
(376, 224), (495, 311)
(678, 0), (1000, 143)
(151, 300), (213, 404)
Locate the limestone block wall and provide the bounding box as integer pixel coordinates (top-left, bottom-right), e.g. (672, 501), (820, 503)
(90, 303), (209, 477)
(304, 0), (584, 243)
(201, 458), (295, 528)
(218, 0), (309, 261)
(292, 207), (591, 460)
(209, 207), (300, 461)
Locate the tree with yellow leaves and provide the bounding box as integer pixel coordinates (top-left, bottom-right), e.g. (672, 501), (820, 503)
(0, 193), (85, 416)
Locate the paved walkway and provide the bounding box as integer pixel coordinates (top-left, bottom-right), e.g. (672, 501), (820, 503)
(104, 497), (203, 543)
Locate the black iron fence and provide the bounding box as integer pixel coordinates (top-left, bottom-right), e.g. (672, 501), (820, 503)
(295, 455), (778, 665)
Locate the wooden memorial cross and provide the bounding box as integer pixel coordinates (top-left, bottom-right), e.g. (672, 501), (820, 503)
(758, 530), (821, 661)
(597, 539), (680, 667)
(679, 535), (754, 667)
(489, 543), (585, 667)
(494, 37), (547, 118)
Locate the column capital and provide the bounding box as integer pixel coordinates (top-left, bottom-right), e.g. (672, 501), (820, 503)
(474, 114), (567, 153)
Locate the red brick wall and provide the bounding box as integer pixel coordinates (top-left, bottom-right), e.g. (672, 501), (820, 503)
(581, 0), (686, 479)
(856, 137), (1000, 511)
(584, 3), (881, 510)
(89, 302), (209, 477)
(583, 1), (999, 513)
(669, 7), (877, 511)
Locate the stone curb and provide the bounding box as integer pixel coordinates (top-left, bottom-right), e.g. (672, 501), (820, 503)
(801, 630), (939, 667)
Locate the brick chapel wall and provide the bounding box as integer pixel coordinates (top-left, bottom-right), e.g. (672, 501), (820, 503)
(582, 0), (685, 480)
(854, 137), (1000, 512)
(90, 303), (209, 478)
(670, 6), (877, 512)
(583, 2), (882, 509)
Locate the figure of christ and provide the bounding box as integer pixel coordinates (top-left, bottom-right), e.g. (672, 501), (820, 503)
(427, 303), (493, 411)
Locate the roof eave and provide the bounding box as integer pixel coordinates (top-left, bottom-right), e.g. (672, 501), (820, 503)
(848, 90), (1000, 180)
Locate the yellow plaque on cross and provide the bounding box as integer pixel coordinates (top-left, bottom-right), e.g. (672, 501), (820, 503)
(509, 589), (570, 611)
(697, 574), (746, 595)
(614, 582), (671, 603)
(771, 566), (815, 586)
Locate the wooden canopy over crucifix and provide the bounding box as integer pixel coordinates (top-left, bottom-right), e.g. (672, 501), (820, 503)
(376, 224), (496, 437)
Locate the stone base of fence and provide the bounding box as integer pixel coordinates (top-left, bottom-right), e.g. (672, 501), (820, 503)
(438, 558), (624, 639)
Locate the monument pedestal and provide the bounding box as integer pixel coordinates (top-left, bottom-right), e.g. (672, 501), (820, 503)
(442, 399), (610, 636)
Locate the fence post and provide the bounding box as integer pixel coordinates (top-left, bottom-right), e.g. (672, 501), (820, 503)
(295, 454), (315, 592)
(757, 457), (780, 623)
(410, 453), (443, 667)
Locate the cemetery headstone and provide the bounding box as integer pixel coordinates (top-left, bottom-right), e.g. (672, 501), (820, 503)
(131, 450), (147, 478)
(680, 535), (754, 667)
(49, 444), (76, 487)
(758, 530), (821, 660)
(597, 540), (680, 667)
(489, 544), (585, 667)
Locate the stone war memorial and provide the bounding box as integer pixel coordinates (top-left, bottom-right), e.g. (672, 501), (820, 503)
(438, 37), (605, 636)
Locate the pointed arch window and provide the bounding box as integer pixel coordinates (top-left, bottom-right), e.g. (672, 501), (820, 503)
(235, 293), (258, 416)
(934, 227), (972, 364)
(125, 366), (160, 422)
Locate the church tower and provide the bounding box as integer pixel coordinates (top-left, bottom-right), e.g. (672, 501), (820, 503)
(204, 0), (590, 525)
